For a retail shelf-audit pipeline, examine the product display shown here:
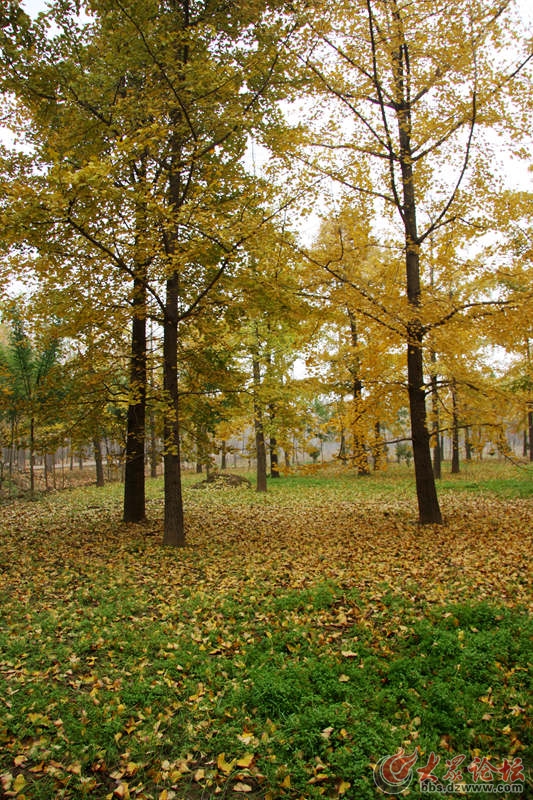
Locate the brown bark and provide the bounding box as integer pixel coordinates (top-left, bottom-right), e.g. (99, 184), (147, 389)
(93, 436), (105, 487)
(430, 371), (441, 480)
(149, 412), (158, 478)
(348, 310), (369, 475)
(123, 272), (147, 522)
(29, 417), (35, 496)
(372, 421), (386, 471)
(270, 437), (280, 477)
(451, 380), (460, 474)
(162, 272), (185, 546)
(162, 0), (189, 546)
(253, 357), (267, 492)
(392, 3), (442, 524)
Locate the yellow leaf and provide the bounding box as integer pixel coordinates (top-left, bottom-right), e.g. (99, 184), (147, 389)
(13, 773), (26, 793)
(338, 674), (350, 682)
(281, 775), (291, 788)
(308, 774), (329, 784)
(193, 768), (205, 782)
(337, 780), (351, 795)
(217, 753), (236, 774)
(236, 753), (255, 768)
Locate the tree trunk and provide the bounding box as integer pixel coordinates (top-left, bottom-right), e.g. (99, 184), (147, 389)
(195, 423), (209, 474)
(268, 401), (279, 477)
(451, 381), (460, 474)
(348, 310), (369, 475)
(394, 19), (442, 524)
(270, 436), (279, 477)
(407, 326), (442, 522)
(123, 272), (147, 522)
(93, 436), (105, 487)
(373, 421), (386, 471)
(29, 416), (35, 496)
(150, 412), (158, 478)
(338, 428), (347, 463)
(528, 408), (533, 462)
(465, 426), (473, 461)
(162, 272), (185, 546)
(253, 357), (267, 492)
(9, 417), (15, 479)
(221, 440), (227, 471)
(430, 372), (441, 480)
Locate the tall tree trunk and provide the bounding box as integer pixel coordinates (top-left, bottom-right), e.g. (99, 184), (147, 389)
(465, 426), (473, 461)
(348, 310), (369, 475)
(162, 272), (185, 546)
(150, 412), (158, 478)
(451, 380), (460, 474)
(195, 423), (208, 474)
(220, 440), (227, 471)
(407, 324), (442, 523)
(430, 371), (442, 480)
(162, 4), (189, 546)
(270, 436), (279, 477)
(394, 17), (442, 524)
(29, 416), (35, 496)
(93, 436), (105, 487)
(9, 417), (15, 479)
(269, 402), (279, 477)
(124, 155), (148, 522)
(528, 408), (533, 462)
(123, 272), (147, 522)
(253, 357), (267, 492)
(338, 427), (347, 463)
(373, 421), (386, 471)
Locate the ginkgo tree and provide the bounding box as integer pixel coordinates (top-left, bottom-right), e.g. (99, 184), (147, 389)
(291, 0), (533, 523)
(226, 222), (315, 490)
(307, 202), (407, 473)
(481, 190), (533, 461)
(1, 0), (303, 545)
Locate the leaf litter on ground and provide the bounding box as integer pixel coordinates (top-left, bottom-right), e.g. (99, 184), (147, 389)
(0, 468), (531, 799)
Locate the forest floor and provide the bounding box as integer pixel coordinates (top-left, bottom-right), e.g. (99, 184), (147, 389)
(0, 463), (531, 799)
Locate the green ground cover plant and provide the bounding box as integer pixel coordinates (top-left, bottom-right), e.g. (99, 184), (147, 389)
(0, 464), (531, 799)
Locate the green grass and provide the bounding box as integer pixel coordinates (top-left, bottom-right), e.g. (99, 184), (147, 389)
(1, 587), (530, 798)
(0, 463), (531, 799)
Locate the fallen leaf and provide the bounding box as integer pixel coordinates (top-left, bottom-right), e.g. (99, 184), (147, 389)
(236, 753), (255, 768)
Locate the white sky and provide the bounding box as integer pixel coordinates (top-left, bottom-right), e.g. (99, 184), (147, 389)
(22, 0), (50, 15)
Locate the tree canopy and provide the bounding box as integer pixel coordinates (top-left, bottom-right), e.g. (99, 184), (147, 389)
(0, 0), (531, 537)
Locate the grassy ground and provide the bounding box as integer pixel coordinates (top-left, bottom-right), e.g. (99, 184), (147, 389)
(0, 462), (531, 799)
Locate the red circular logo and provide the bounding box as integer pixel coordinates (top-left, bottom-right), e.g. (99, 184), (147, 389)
(373, 748), (419, 794)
